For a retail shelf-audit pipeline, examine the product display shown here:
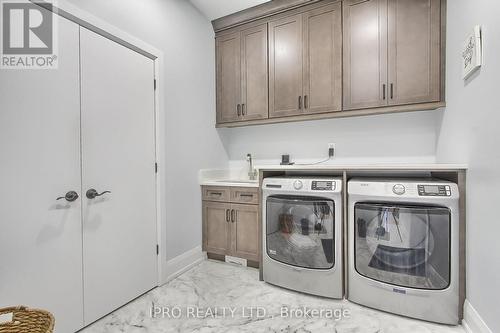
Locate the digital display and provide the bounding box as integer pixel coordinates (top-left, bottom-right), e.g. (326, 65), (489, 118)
(316, 181), (329, 188)
(424, 185), (440, 193)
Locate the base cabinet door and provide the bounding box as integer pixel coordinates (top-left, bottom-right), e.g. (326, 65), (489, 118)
(387, 0), (441, 105)
(231, 204), (260, 261)
(343, 0), (388, 110)
(302, 2), (342, 114)
(216, 32), (242, 123)
(203, 201), (231, 255)
(269, 14), (304, 118)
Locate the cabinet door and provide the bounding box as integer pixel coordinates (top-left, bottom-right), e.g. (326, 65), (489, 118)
(343, 0), (388, 110)
(80, 27), (157, 325)
(269, 14), (304, 118)
(387, 0), (441, 105)
(241, 24), (269, 121)
(0, 12), (84, 333)
(203, 201), (231, 255)
(303, 2), (342, 114)
(216, 32), (241, 123)
(231, 204), (259, 261)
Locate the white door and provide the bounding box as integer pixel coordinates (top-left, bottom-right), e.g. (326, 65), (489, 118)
(79, 27), (157, 324)
(0, 13), (84, 333)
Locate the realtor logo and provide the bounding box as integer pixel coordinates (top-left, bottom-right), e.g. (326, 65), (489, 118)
(1, 0), (58, 69)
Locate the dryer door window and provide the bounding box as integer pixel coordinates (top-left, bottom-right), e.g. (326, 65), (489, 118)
(354, 203), (450, 290)
(266, 195), (335, 269)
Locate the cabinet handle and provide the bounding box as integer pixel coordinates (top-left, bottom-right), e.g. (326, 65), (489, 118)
(237, 104), (241, 116)
(304, 95), (308, 109)
(226, 209), (230, 222)
(382, 84), (386, 100)
(231, 209), (235, 223)
(390, 83), (394, 99)
(241, 103), (246, 116)
(209, 191), (222, 196)
(240, 194), (254, 198)
(298, 96), (302, 110)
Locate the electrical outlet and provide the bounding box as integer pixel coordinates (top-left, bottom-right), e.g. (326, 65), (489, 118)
(328, 143), (336, 157)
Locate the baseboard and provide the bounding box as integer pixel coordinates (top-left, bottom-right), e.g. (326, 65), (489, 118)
(462, 300), (492, 333)
(161, 246), (206, 284)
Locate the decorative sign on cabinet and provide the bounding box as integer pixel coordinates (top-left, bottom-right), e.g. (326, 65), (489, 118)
(213, 0), (446, 128)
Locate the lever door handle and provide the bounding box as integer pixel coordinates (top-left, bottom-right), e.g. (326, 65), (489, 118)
(56, 191), (79, 202)
(86, 189), (111, 199)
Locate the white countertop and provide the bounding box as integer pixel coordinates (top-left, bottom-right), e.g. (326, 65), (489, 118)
(199, 164), (467, 187)
(256, 163), (468, 171)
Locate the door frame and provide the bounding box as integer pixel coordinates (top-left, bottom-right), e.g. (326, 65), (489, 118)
(30, 0), (167, 286)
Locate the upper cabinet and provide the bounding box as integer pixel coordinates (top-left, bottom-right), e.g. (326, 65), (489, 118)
(216, 24), (268, 124)
(387, 0), (441, 105)
(214, 0), (444, 127)
(344, 0), (441, 110)
(303, 3), (342, 114)
(269, 14), (304, 118)
(269, 3), (342, 118)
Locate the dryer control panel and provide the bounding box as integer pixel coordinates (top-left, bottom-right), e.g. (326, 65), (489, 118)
(418, 184), (452, 197)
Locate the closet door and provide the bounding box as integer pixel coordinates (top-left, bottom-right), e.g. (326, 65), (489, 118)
(387, 0), (441, 105)
(0, 12), (84, 333)
(79, 27), (157, 325)
(269, 14), (304, 118)
(343, 0), (388, 110)
(302, 2), (342, 114)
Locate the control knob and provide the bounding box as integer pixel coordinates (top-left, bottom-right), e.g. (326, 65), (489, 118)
(293, 180), (303, 190)
(392, 184), (406, 195)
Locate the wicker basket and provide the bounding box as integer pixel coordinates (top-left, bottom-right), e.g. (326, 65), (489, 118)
(0, 306), (54, 333)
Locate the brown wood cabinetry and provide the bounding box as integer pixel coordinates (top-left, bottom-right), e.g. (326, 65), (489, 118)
(344, 0), (441, 110)
(202, 186), (260, 263)
(214, 0), (445, 127)
(269, 3), (342, 118)
(216, 25), (268, 124)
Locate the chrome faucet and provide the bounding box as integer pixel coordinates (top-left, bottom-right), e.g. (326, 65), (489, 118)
(246, 154), (258, 181)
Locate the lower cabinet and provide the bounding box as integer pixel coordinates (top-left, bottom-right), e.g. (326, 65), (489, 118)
(202, 187), (260, 263)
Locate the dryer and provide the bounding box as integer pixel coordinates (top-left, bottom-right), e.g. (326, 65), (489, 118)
(262, 177), (343, 299)
(348, 178), (460, 324)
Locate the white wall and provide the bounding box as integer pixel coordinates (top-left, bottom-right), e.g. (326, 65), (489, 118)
(222, 110), (439, 166)
(436, 1), (500, 332)
(62, 0), (229, 262)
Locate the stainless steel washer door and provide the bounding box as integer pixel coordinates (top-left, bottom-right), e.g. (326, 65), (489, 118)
(355, 203), (450, 290)
(266, 195), (335, 270)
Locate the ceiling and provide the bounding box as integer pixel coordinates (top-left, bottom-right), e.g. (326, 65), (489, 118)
(189, 0), (271, 21)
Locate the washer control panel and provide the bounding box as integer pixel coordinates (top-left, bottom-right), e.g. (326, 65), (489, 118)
(418, 184), (452, 197)
(311, 181), (335, 191)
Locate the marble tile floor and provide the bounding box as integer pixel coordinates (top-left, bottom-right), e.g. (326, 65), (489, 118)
(80, 260), (466, 333)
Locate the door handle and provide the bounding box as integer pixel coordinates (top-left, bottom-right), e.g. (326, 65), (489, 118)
(56, 191), (79, 202)
(237, 104), (241, 117)
(86, 189), (111, 199)
(390, 83), (394, 99)
(231, 209), (236, 223)
(298, 96), (302, 110)
(382, 84), (386, 100)
(304, 95), (308, 109)
(226, 209), (230, 222)
(241, 103), (246, 116)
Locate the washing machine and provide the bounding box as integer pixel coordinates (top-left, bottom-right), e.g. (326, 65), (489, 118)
(348, 178), (460, 324)
(262, 177), (343, 299)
